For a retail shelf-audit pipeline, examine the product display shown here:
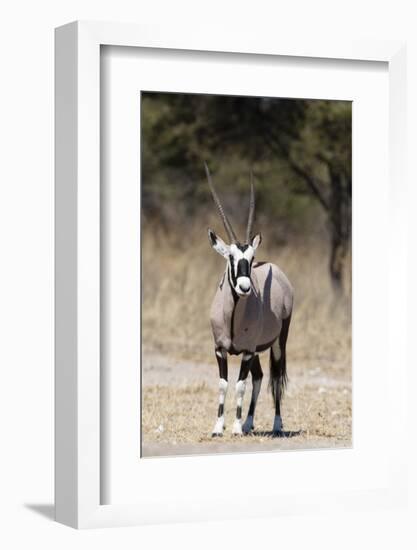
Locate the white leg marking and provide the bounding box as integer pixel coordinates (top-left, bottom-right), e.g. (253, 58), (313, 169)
(272, 415), (283, 433)
(232, 419), (243, 435)
(212, 378), (228, 436)
(232, 379), (246, 435)
(218, 378), (228, 403)
(235, 380), (246, 410)
(213, 416), (225, 434)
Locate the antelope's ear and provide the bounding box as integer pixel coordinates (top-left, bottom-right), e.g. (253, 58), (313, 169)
(251, 233), (262, 250)
(208, 229), (230, 258)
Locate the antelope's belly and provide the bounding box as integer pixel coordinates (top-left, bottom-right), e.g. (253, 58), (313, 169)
(230, 331), (255, 355)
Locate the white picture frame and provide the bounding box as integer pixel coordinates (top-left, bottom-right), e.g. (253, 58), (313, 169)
(55, 21), (407, 529)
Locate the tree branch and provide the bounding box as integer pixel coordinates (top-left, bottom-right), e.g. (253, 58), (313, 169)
(262, 131), (330, 212)
(285, 156), (330, 212)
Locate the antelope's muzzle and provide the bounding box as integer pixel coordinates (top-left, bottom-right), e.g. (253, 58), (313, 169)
(236, 259), (251, 296)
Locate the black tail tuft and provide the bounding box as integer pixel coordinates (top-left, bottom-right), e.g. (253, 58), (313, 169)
(269, 347), (288, 402)
(269, 315), (291, 403)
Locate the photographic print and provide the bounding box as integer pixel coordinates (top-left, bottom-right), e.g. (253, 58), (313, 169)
(141, 92), (352, 458)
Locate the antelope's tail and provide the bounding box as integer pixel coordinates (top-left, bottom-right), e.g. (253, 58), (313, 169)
(268, 316), (291, 401)
(269, 347), (287, 402)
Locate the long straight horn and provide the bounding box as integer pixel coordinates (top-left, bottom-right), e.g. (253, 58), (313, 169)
(246, 171), (255, 243)
(204, 162), (238, 243)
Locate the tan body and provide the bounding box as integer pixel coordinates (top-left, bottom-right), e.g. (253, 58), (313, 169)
(210, 261), (294, 355)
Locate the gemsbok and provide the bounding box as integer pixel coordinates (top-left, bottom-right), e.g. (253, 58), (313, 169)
(206, 163), (294, 437)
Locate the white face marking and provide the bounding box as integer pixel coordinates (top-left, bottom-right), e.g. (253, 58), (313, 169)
(243, 248), (255, 261)
(229, 244), (254, 273)
(229, 244), (255, 296)
(237, 276), (251, 293)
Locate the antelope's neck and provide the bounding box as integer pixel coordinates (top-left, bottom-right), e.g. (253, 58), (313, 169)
(220, 265), (261, 354)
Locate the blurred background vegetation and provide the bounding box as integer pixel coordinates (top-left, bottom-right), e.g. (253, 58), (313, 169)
(141, 92), (351, 364)
(141, 92), (351, 289)
(141, 93), (352, 448)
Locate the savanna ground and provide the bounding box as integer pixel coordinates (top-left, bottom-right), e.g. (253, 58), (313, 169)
(141, 222), (352, 457)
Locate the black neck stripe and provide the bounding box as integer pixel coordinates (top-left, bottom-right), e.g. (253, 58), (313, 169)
(229, 256), (237, 287)
(227, 265), (239, 303)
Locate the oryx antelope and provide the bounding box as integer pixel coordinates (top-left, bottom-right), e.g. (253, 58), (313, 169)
(206, 163), (294, 437)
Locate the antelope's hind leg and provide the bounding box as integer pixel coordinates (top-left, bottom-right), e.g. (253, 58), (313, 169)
(242, 354), (263, 434)
(212, 349), (228, 437)
(270, 316), (291, 435)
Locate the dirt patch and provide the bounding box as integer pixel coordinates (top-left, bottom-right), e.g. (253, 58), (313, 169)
(141, 350), (351, 457)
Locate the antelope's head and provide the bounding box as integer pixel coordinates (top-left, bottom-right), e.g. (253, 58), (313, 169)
(206, 163), (262, 297)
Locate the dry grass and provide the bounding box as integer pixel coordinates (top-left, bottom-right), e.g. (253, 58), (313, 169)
(141, 357), (351, 457)
(141, 221), (351, 457)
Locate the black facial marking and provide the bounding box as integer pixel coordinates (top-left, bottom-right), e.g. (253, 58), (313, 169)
(209, 231), (217, 246)
(228, 255), (238, 287)
(237, 244), (249, 252)
(237, 258), (250, 278)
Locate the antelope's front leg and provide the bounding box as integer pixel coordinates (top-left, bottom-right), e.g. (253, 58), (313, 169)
(232, 353), (253, 435)
(212, 349), (228, 437)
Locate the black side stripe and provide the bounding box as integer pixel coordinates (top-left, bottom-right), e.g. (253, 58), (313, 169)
(227, 264), (239, 304)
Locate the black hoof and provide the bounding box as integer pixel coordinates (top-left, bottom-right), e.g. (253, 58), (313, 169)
(212, 432), (223, 438)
